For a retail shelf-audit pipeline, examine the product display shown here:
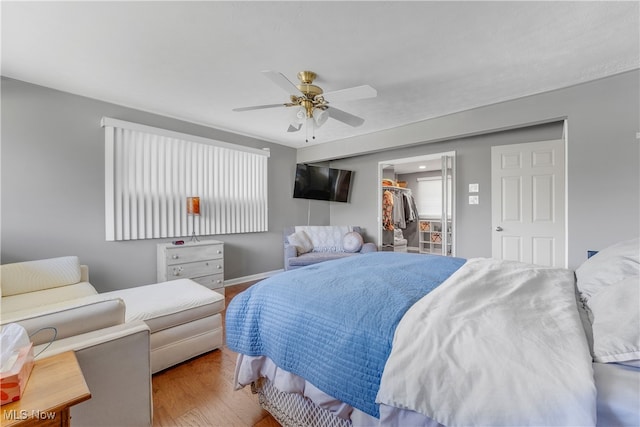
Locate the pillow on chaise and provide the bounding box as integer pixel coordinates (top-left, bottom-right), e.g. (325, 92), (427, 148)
(288, 230), (314, 254)
(343, 232), (364, 253)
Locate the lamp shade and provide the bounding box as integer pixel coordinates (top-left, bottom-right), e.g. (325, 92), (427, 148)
(314, 109), (329, 127)
(186, 197), (200, 215)
(289, 106), (306, 126)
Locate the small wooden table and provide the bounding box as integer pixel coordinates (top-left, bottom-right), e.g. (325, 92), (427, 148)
(2, 351), (91, 427)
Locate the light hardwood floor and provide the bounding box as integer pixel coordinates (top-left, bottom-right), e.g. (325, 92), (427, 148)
(152, 282), (280, 427)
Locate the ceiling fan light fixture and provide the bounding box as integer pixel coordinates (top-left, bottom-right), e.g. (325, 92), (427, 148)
(313, 108), (329, 127)
(289, 106), (306, 126)
(234, 70), (377, 140)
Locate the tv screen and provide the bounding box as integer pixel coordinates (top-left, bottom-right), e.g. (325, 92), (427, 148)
(329, 168), (353, 202)
(293, 164), (330, 201)
(293, 164), (353, 203)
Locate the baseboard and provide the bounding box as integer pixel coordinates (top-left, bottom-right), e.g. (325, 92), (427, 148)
(224, 269), (283, 287)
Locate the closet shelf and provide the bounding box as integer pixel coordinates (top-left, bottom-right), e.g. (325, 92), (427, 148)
(419, 219), (452, 255)
(382, 185), (411, 191)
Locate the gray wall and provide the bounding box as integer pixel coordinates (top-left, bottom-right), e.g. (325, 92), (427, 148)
(3, 70), (638, 285)
(1, 77), (329, 291)
(326, 70), (640, 269)
(329, 122), (563, 259)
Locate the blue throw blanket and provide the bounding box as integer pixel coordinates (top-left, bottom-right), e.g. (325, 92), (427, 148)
(226, 252), (465, 418)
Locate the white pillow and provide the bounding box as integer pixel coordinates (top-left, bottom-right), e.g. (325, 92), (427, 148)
(287, 231), (314, 254)
(575, 238), (639, 301)
(1, 256), (82, 296)
(589, 276), (640, 365)
(343, 232), (364, 253)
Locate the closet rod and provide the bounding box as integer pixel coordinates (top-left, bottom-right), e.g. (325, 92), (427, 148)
(382, 185), (412, 192)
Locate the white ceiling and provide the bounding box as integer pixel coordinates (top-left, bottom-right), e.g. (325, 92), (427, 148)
(2, 1), (638, 149)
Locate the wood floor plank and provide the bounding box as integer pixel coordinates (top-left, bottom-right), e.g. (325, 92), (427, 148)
(152, 282), (278, 427)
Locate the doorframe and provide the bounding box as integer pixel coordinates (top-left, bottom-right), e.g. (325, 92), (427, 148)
(562, 119), (569, 267)
(377, 151), (456, 254)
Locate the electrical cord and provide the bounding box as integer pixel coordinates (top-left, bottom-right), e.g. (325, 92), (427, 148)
(29, 326), (58, 358)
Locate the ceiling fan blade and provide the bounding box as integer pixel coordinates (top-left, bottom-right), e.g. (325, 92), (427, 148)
(323, 85), (377, 104)
(328, 107), (365, 127)
(262, 70), (301, 95)
(287, 124), (302, 133)
(232, 103), (287, 112)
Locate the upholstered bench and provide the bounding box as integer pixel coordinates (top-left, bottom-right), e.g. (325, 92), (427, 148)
(102, 278), (225, 373)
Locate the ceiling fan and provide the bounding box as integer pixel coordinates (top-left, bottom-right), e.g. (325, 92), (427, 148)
(233, 70), (377, 141)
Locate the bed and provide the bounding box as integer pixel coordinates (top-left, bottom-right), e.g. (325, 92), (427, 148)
(226, 239), (639, 426)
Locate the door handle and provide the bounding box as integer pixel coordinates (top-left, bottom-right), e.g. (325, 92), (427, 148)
(495, 226), (503, 232)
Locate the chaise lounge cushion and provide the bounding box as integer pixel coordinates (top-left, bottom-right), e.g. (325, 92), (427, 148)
(101, 279), (224, 333)
(1, 255), (83, 296)
(1, 282), (98, 313)
(295, 225), (353, 252)
(2, 296), (126, 345)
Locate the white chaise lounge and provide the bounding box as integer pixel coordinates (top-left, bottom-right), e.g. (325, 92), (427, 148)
(1, 256), (225, 373)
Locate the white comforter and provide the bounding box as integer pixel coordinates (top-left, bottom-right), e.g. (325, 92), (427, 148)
(377, 258), (596, 427)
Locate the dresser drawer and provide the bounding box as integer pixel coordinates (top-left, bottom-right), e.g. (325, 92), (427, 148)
(192, 273), (225, 291)
(157, 240), (224, 283)
(164, 244), (223, 265)
(166, 259), (223, 279)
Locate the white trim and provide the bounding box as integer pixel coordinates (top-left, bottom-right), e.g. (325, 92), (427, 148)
(100, 117), (270, 157)
(104, 125), (115, 241)
(563, 119), (569, 269)
(224, 269), (283, 287)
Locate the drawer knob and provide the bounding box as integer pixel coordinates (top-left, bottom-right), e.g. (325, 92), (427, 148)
(216, 279), (222, 284)
(217, 250), (222, 254)
(217, 265), (222, 269)
(172, 255), (179, 259)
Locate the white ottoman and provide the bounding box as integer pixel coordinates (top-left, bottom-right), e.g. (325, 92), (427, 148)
(102, 278), (225, 373)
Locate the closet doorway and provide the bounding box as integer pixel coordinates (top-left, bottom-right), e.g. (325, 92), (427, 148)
(378, 151), (456, 256)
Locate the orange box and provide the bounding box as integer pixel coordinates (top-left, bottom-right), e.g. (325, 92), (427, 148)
(1, 344), (34, 405)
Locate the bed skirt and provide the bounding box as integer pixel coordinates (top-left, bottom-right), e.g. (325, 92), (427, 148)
(251, 377), (352, 427)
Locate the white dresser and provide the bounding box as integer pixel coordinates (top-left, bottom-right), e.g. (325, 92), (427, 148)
(157, 240), (225, 295)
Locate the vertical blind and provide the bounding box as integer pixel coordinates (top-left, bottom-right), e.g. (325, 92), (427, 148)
(102, 118), (269, 241)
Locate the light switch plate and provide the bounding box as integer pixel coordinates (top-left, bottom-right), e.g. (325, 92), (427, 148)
(469, 183), (479, 193)
(469, 195), (479, 205)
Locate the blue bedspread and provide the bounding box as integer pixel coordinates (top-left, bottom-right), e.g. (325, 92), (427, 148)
(226, 252), (465, 418)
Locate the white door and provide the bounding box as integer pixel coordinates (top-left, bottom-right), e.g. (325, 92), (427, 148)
(491, 139), (565, 267)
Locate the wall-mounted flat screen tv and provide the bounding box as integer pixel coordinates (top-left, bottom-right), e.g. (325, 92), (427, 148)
(329, 168), (353, 202)
(293, 164), (353, 203)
